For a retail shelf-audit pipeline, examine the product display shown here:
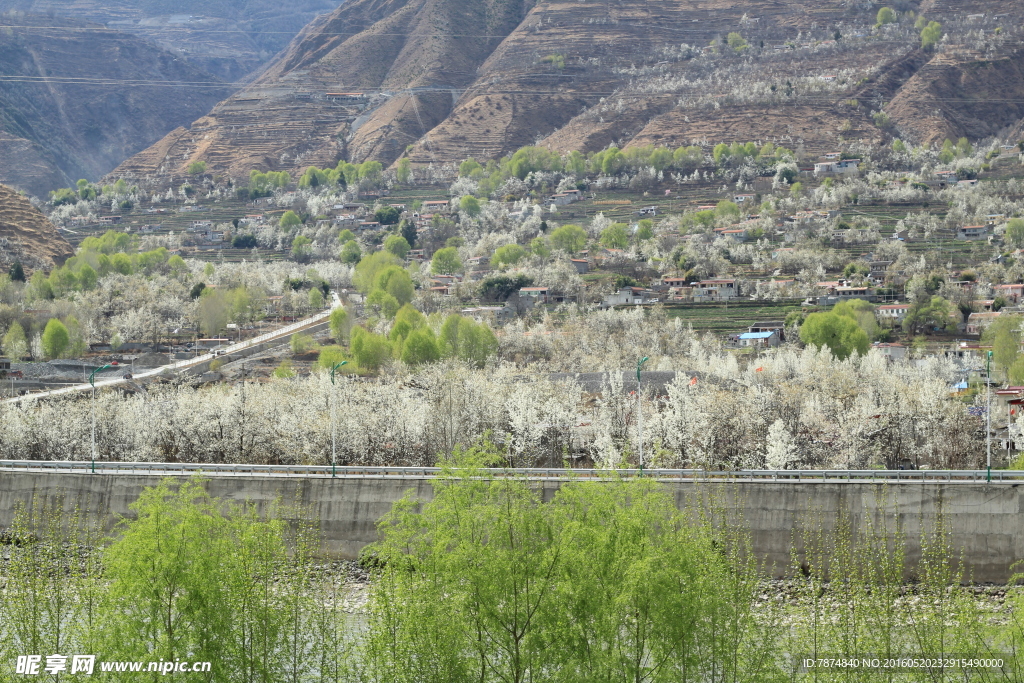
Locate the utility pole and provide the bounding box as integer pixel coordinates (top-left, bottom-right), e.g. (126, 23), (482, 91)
(987, 350), (993, 482)
(636, 356), (649, 474)
(330, 361), (347, 477)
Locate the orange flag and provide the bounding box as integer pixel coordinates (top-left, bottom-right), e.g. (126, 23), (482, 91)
(755, 367), (764, 372)
(689, 376), (698, 386)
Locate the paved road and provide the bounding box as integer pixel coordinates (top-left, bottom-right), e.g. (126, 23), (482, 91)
(5, 293), (341, 404)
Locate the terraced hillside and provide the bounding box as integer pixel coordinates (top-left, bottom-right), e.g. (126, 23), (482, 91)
(0, 14), (231, 198)
(0, 0), (338, 81)
(116, 0), (1024, 182)
(0, 184), (73, 271)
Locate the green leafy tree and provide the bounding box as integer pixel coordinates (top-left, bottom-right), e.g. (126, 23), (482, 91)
(308, 287), (325, 309)
(290, 332), (319, 354)
(41, 318), (70, 359)
(317, 345), (350, 371)
(2, 321), (28, 359)
(715, 200), (740, 219)
(600, 223), (630, 249)
(9, 261), (25, 282)
(366, 289), (401, 319)
(636, 219), (654, 242)
(384, 235), (411, 259)
(49, 188), (78, 206)
(280, 211), (302, 229)
(351, 326), (393, 371)
(330, 307), (352, 342)
(363, 457), (773, 683)
(983, 314), (1022, 378)
(291, 235), (313, 261)
(340, 240), (362, 265)
(439, 315), (498, 368)
(198, 288), (229, 336)
(549, 224), (588, 253)
(1006, 219), (1024, 248)
(401, 327), (441, 367)
(354, 251), (403, 292)
(509, 146), (558, 179)
(939, 139), (956, 164)
(726, 31), (748, 51)
(832, 298), (878, 340)
(903, 295), (957, 334)
(187, 160), (207, 175)
(375, 206), (401, 225)
(921, 20), (942, 49)
(479, 274), (534, 302)
(400, 219), (418, 249)
(233, 234), (258, 249)
(273, 359), (297, 378)
(491, 244), (528, 268)
(338, 229), (356, 243)
(876, 7), (897, 26)
(459, 195), (482, 217)
(530, 237), (551, 258)
(431, 247), (463, 275)
(799, 311), (869, 360)
(374, 266), (415, 306)
(397, 157), (413, 184)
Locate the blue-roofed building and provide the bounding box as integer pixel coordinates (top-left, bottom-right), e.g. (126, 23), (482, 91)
(738, 330), (781, 348)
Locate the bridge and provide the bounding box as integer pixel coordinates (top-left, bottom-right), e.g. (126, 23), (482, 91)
(1, 461), (1021, 582)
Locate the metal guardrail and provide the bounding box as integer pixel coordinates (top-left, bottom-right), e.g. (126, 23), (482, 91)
(0, 461), (1021, 482)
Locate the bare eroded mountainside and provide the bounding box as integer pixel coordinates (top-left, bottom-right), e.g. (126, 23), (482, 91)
(114, 0), (1024, 182)
(0, 184), (73, 271)
(0, 13), (232, 198)
(0, 0), (338, 81)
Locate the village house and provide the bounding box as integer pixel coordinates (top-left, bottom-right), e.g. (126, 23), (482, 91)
(570, 259), (590, 274)
(814, 159), (860, 174)
(956, 225), (988, 240)
(99, 215), (123, 225)
(876, 303), (910, 324)
(422, 200), (450, 213)
(519, 286), (551, 304)
(967, 311), (1001, 335)
(994, 284), (1024, 304)
(693, 279), (738, 301)
(602, 287), (659, 308)
(549, 192), (581, 206)
(872, 342), (908, 361)
(734, 193), (756, 203)
(738, 330), (781, 348)
(748, 321), (785, 338)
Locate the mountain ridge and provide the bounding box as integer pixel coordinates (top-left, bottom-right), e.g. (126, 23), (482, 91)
(112, 0), (1024, 184)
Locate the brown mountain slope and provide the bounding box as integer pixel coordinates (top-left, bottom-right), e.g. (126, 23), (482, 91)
(0, 1), (339, 81)
(0, 13), (231, 198)
(886, 49), (1024, 146)
(0, 184), (73, 272)
(112, 0), (531, 181)
(116, 0), (1024, 179)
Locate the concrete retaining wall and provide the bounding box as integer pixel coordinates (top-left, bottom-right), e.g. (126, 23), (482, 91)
(0, 473), (1020, 582)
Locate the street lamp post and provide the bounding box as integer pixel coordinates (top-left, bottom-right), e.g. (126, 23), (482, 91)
(88, 363), (114, 473)
(987, 351), (993, 482)
(329, 361), (347, 478)
(636, 356), (649, 474)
